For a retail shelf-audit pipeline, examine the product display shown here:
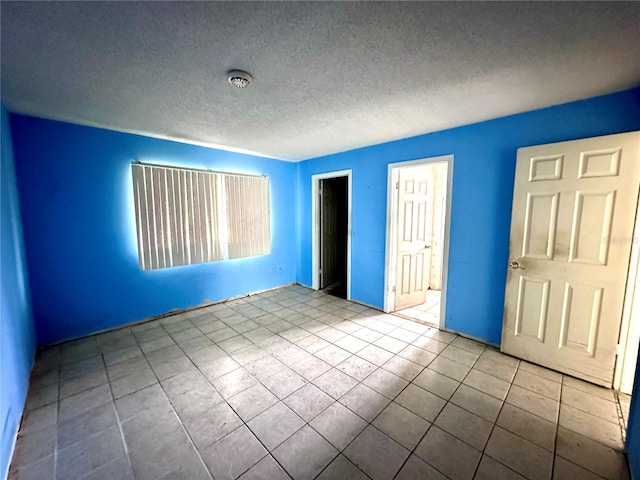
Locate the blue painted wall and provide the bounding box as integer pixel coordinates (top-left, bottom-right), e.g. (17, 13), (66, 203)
(0, 106), (36, 477)
(628, 351), (640, 479)
(10, 115), (298, 345)
(297, 87), (640, 345)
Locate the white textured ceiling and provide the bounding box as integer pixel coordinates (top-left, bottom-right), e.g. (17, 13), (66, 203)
(2, 2), (640, 161)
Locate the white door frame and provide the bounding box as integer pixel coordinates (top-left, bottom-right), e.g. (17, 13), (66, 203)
(312, 170), (352, 300)
(384, 155), (454, 329)
(615, 191), (640, 393)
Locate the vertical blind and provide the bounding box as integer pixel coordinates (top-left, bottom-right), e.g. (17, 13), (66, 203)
(131, 163), (270, 270)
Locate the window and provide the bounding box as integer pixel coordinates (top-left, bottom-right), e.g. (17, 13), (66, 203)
(131, 163), (270, 270)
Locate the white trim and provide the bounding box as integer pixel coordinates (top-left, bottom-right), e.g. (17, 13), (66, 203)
(615, 191), (640, 394)
(311, 170), (352, 300)
(383, 155), (453, 330)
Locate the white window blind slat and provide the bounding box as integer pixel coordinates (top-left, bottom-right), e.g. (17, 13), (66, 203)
(131, 164), (270, 270)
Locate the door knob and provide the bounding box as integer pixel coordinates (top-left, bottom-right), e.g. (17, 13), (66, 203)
(509, 261), (525, 270)
(424, 245), (431, 250)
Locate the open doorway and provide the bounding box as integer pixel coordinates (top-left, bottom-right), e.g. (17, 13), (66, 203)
(384, 156), (452, 328)
(312, 170), (352, 299)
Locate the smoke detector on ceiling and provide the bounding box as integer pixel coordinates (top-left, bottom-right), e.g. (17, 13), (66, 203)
(228, 70), (252, 88)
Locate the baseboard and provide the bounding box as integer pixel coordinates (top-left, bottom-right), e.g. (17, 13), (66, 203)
(41, 282), (298, 348)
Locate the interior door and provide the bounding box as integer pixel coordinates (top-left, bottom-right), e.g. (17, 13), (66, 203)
(395, 166), (433, 310)
(502, 132), (640, 386)
(320, 179), (337, 289)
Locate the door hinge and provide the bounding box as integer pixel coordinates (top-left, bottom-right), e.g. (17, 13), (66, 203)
(392, 285), (396, 292)
(395, 182), (399, 190)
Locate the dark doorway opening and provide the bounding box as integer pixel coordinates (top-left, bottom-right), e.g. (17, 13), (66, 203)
(319, 176), (348, 299)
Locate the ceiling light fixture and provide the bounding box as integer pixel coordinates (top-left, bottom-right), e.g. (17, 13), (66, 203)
(227, 70), (252, 88)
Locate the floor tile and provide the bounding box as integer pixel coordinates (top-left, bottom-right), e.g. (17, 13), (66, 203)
(440, 344), (480, 366)
(474, 455), (526, 480)
(315, 344), (352, 366)
(373, 335), (408, 354)
(339, 384), (391, 421)
(262, 367), (307, 399)
(247, 401), (305, 450)
(19, 402), (57, 434)
(106, 356), (148, 382)
(316, 455), (369, 480)
(485, 427), (553, 480)
(497, 404), (556, 452)
(237, 455), (290, 480)
(553, 456), (606, 480)
(463, 368), (510, 400)
(58, 383), (113, 421)
(115, 383), (171, 421)
(231, 344), (269, 366)
(382, 355), (424, 381)
(111, 369), (158, 399)
(357, 344), (395, 366)
(415, 425), (482, 480)
(352, 327), (384, 343)
(413, 335), (448, 354)
(81, 456), (134, 480)
(244, 354), (286, 381)
(24, 384), (58, 412)
(313, 368), (359, 399)
(395, 383), (446, 422)
(450, 336), (485, 355)
(450, 384), (502, 422)
(11, 425), (56, 468)
(296, 334), (331, 353)
(228, 383), (279, 421)
(316, 327), (348, 343)
(423, 328), (456, 343)
(290, 355), (332, 381)
(10, 286), (631, 480)
(344, 425), (410, 480)
(562, 376), (615, 402)
(57, 403), (118, 450)
(284, 383), (334, 422)
(182, 401), (242, 449)
(434, 402), (493, 450)
(56, 426), (126, 480)
(398, 344), (437, 367)
(558, 404), (623, 450)
(428, 356), (471, 381)
(362, 368), (408, 399)
(513, 369), (561, 401)
(218, 335), (254, 354)
(310, 402), (368, 450)
(561, 385), (618, 424)
(388, 327), (420, 344)
(272, 425), (338, 480)
(202, 425), (267, 480)
(337, 355), (378, 381)
(413, 368), (460, 400)
(372, 402), (430, 449)
(477, 348), (519, 368)
(394, 454), (447, 480)
(212, 367), (258, 399)
(474, 356), (518, 383)
(506, 385), (558, 423)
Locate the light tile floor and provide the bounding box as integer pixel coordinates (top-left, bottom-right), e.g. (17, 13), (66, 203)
(9, 285), (631, 480)
(396, 289), (441, 325)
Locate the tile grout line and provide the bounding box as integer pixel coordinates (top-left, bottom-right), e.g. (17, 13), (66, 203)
(131, 324), (216, 480)
(22, 286), (629, 480)
(159, 303), (301, 480)
(99, 342), (135, 480)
